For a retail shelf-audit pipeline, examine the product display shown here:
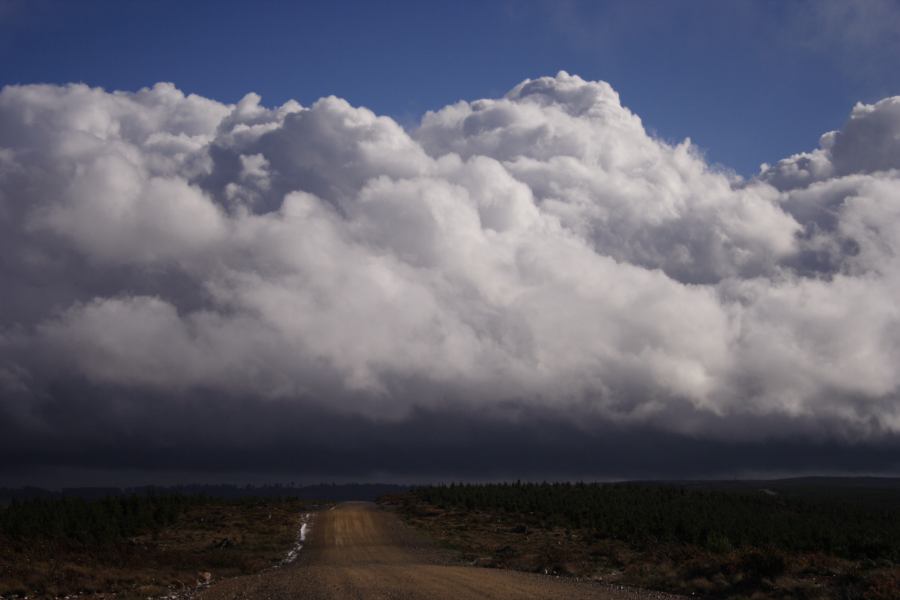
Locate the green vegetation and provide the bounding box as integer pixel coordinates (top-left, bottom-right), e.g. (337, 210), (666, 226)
(413, 482), (900, 561)
(0, 493), (208, 545)
(391, 481), (900, 598)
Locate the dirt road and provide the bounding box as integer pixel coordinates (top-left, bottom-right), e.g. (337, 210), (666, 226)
(199, 502), (681, 600)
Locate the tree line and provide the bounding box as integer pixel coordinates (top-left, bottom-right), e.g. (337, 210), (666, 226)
(412, 482), (900, 561)
(0, 493), (210, 545)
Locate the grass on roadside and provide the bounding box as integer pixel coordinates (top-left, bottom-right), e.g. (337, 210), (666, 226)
(0, 496), (319, 599)
(383, 482), (900, 600)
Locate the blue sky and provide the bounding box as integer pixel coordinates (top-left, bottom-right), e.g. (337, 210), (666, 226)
(1, 0), (899, 174)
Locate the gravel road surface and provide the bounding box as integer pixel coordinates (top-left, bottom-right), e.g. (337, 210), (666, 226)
(198, 502), (683, 600)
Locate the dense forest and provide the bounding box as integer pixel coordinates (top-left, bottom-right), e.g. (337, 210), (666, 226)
(0, 483), (404, 546)
(0, 492), (326, 546)
(0, 483), (402, 547)
(0, 494), (213, 545)
(412, 482), (900, 561)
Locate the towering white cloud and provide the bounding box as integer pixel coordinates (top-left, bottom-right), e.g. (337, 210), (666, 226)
(2, 72), (900, 442)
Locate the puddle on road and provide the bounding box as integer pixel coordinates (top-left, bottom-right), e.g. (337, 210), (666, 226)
(279, 512), (312, 566)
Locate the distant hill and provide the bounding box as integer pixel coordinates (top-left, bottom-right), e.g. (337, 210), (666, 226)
(5, 477), (899, 507)
(0, 482), (409, 505)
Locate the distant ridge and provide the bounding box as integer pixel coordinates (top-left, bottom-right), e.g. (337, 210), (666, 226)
(0, 483), (409, 505)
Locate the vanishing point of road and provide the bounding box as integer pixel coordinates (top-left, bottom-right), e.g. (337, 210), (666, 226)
(199, 502), (683, 600)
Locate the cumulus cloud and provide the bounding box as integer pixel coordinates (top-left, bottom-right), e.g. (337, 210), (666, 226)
(761, 96), (900, 190)
(2, 72), (900, 479)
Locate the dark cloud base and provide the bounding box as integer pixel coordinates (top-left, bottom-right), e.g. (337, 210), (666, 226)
(4, 386), (899, 487)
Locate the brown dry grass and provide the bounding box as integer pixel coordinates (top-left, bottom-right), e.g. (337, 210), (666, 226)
(0, 499), (322, 599)
(383, 496), (900, 600)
